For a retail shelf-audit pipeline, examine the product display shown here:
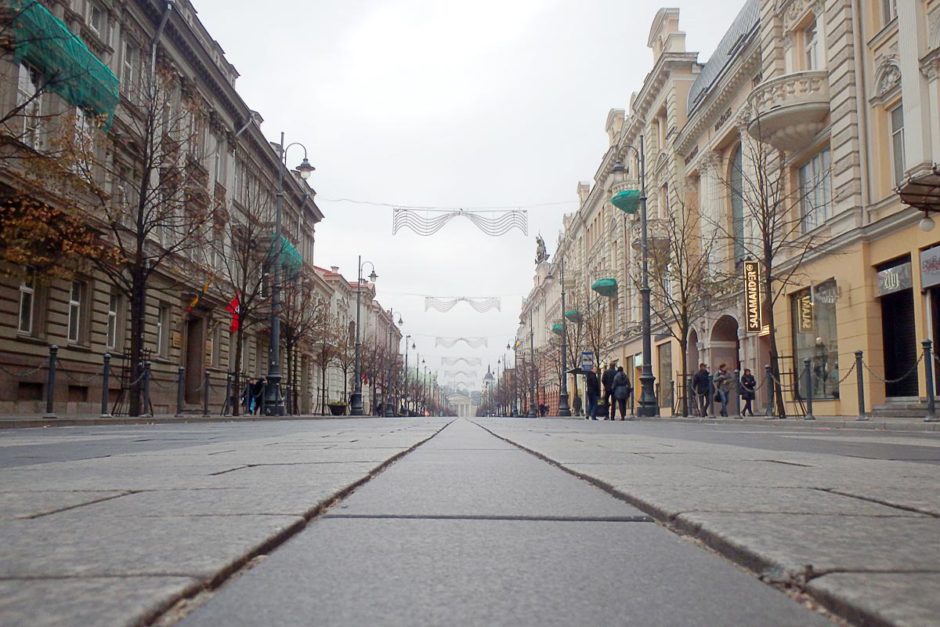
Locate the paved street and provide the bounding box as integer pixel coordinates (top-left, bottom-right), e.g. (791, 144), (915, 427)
(0, 417), (938, 625)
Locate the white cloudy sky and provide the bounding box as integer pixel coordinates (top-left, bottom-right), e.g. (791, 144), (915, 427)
(195, 0), (745, 389)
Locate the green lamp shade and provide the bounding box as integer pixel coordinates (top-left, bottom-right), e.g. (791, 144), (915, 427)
(611, 189), (640, 214)
(564, 309), (581, 322)
(551, 322), (564, 335)
(591, 278), (618, 297)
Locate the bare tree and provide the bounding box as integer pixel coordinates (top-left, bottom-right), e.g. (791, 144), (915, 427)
(281, 273), (326, 415)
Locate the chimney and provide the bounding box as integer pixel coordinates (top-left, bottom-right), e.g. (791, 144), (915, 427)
(330, 266), (339, 273)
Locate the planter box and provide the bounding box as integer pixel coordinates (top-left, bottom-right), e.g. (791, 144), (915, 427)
(328, 404), (346, 416)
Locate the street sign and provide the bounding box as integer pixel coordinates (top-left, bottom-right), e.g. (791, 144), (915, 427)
(580, 351), (594, 373)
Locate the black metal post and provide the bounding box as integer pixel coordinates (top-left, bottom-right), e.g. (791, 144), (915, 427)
(44, 344), (58, 418)
(855, 350), (867, 421)
(764, 364), (774, 418)
(924, 340), (937, 422)
(176, 366), (184, 417)
(707, 373), (715, 418)
(528, 312), (537, 417)
(101, 353), (111, 417)
(558, 258), (570, 416)
(223, 372), (233, 416)
(636, 135), (658, 416)
(733, 368), (741, 418)
(351, 256), (365, 416)
(202, 370), (210, 417)
(803, 358), (815, 420)
(264, 131), (286, 416)
(143, 361), (152, 416)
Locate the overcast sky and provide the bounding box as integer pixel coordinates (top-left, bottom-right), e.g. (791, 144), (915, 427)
(195, 0), (745, 390)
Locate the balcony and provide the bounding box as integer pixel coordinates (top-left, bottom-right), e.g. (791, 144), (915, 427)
(609, 179), (641, 215)
(747, 70), (830, 152)
(631, 218), (670, 251)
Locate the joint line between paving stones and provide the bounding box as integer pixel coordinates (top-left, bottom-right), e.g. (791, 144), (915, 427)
(469, 420), (852, 627)
(812, 487), (940, 518)
(321, 513), (655, 523)
(145, 420), (456, 627)
(25, 491), (140, 519)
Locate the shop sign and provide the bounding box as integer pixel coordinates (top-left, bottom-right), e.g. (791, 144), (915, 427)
(743, 261), (762, 332)
(877, 261), (913, 296)
(797, 292), (814, 331)
(920, 247), (940, 289)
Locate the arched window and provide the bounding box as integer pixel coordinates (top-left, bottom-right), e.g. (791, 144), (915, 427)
(730, 146), (745, 263)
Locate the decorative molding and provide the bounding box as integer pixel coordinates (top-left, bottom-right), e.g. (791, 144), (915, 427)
(872, 56), (901, 104)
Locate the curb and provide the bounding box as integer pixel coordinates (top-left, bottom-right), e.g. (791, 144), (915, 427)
(0, 414), (388, 430)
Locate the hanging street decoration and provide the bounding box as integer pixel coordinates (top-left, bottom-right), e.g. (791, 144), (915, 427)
(444, 370), (478, 379)
(425, 296), (501, 312)
(441, 357), (482, 367)
(435, 336), (488, 348)
(393, 208), (528, 237)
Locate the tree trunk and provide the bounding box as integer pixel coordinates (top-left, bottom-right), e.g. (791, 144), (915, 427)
(231, 328), (242, 416)
(128, 265), (146, 417)
(764, 265), (786, 418)
(679, 342), (689, 416)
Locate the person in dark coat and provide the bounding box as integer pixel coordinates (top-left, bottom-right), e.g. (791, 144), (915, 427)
(691, 363), (710, 417)
(250, 377), (266, 415)
(585, 365), (601, 420)
(601, 363), (616, 420)
(612, 366), (632, 420)
(740, 368), (757, 416)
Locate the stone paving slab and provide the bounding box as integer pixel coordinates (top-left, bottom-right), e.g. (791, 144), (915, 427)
(0, 489), (127, 519)
(183, 517), (827, 627)
(807, 573), (940, 627)
(0, 576), (199, 627)
(826, 485), (940, 516)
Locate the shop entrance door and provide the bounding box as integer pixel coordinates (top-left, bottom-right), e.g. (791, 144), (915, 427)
(881, 289), (918, 397)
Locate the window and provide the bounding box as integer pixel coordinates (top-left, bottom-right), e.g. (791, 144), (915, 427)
(804, 20), (819, 70)
(16, 64), (42, 148)
(155, 304), (170, 356)
(87, 4), (104, 35)
(67, 281), (84, 343)
(790, 279), (839, 399)
(211, 325), (222, 368)
(121, 40), (138, 96)
(18, 270), (35, 335)
(882, 0), (897, 24)
(730, 147), (745, 262)
(799, 148), (832, 232)
(890, 104), (905, 185)
(106, 291), (121, 349)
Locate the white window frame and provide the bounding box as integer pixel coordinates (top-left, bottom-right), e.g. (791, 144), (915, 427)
(107, 291), (120, 349)
(799, 148), (832, 232)
(121, 40), (138, 96)
(16, 64), (42, 149)
(882, 0), (897, 24)
(155, 304), (170, 356)
(67, 280), (84, 343)
(804, 20), (819, 71)
(87, 3), (105, 36)
(18, 270), (35, 335)
(890, 104), (905, 186)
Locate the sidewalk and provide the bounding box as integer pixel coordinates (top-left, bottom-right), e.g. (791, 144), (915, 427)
(561, 412), (940, 432)
(0, 412), (378, 429)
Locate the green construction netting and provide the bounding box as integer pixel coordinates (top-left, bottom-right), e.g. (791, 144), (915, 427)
(276, 234), (302, 275)
(611, 189), (640, 214)
(591, 278), (617, 297)
(551, 322), (564, 335)
(9, 0), (119, 126)
(564, 309), (581, 322)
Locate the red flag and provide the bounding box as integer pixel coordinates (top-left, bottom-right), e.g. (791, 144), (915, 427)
(226, 293), (240, 332)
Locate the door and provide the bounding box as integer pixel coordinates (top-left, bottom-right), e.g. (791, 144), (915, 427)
(185, 317), (205, 404)
(881, 289), (918, 397)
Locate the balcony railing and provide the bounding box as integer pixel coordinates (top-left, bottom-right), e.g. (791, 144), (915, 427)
(747, 70), (830, 151)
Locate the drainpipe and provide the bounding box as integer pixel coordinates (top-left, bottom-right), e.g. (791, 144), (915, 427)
(852, 0), (871, 217)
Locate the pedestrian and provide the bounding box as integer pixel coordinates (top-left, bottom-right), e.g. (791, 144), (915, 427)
(601, 362), (616, 420)
(250, 377), (265, 415)
(539, 402), (548, 417)
(714, 363), (732, 417)
(741, 368), (757, 416)
(240, 380), (251, 415)
(612, 366), (631, 420)
(692, 363), (710, 417)
(585, 365), (601, 420)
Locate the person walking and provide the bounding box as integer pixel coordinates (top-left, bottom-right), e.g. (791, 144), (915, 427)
(692, 363), (710, 417)
(585, 365), (601, 420)
(740, 368), (757, 416)
(250, 377), (265, 415)
(714, 364), (732, 417)
(601, 363), (616, 420)
(612, 366), (631, 420)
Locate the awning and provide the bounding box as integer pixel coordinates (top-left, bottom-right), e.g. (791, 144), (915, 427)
(611, 189), (640, 214)
(550, 322), (564, 335)
(10, 0), (120, 126)
(591, 278), (618, 297)
(899, 167), (940, 213)
(564, 309), (581, 322)
(268, 234), (302, 275)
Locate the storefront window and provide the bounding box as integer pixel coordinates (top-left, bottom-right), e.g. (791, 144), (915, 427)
(791, 279), (839, 399)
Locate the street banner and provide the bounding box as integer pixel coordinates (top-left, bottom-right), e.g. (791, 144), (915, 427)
(743, 261), (762, 332)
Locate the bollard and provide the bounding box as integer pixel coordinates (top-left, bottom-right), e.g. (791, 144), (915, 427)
(855, 351), (867, 421)
(176, 367), (185, 417)
(803, 358), (815, 420)
(707, 373), (715, 418)
(733, 368), (742, 418)
(143, 362), (152, 416)
(44, 345), (58, 418)
(101, 353), (111, 417)
(764, 364), (774, 419)
(924, 340), (937, 422)
(202, 370), (210, 417)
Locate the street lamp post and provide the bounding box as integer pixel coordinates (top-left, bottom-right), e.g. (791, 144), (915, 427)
(403, 336), (411, 416)
(528, 312), (537, 417)
(351, 256), (377, 416)
(508, 341), (516, 416)
(384, 310), (400, 417)
(554, 258), (571, 416)
(265, 132), (315, 416)
(611, 136), (657, 417)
